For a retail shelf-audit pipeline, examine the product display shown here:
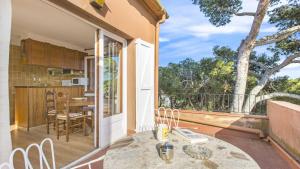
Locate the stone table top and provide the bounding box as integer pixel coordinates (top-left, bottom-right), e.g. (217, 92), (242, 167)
(104, 131), (260, 169)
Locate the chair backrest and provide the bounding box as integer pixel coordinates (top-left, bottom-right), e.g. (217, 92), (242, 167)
(155, 107), (180, 130)
(45, 90), (56, 115)
(0, 138), (56, 169)
(55, 92), (70, 116)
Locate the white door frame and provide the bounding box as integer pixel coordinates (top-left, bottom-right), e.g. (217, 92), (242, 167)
(98, 29), (127, 148)
(84, 56), (94, 92)
(0, 0), (13, 163)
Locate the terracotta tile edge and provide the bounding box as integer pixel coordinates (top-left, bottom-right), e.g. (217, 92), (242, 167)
(268, 136), (300, 169)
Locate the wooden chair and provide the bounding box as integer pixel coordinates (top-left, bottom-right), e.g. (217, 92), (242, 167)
(55, 92), (86, 142)
(82, 106), (94, 133)
(45, 90), (57, 134)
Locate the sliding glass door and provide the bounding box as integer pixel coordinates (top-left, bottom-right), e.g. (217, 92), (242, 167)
(99, 31), (127, 148)
(103, 36), (122, 118)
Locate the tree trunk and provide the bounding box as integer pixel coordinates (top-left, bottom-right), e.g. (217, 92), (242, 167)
(243, 73), (270, 113)
(250, 93), (300, 111)
(243, 53), (300, 113)
(0, 0), (12, 163)
(232, 0), (270, 113)
(256, 92), (300, 102)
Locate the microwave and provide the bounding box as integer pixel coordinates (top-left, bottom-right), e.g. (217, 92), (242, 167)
(71, 78), (88, 86)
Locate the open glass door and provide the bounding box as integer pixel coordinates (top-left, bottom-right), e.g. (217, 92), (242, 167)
(98, 31), (127, 147)
(103, 36), (122, 118)
(84, 56), (95, 94)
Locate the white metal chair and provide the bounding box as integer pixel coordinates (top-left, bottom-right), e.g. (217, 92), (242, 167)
(155, 107), (180, 130)
(0, 138), (56, 169)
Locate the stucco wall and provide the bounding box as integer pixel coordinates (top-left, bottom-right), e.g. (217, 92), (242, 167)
(267, 101), (300, 162)
(52, 0), (157, 43)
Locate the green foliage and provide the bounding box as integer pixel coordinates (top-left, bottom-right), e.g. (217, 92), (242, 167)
(263, 76), (289, 92)
(268, 1), (300, 30)
(169, 0), (300, 109)
(159, 55), (235, 109)
(192, 0), (242, 26)
(268, 0), (300, 57)
(159, 45), (300, 109)
(159, 66), (181, 97)
(213, 45), (237, 62)
(249, 52), (280, 79)
(103, 57), (119, 97)
(263, 77), (300, 104)
(286, 78), (300, 94)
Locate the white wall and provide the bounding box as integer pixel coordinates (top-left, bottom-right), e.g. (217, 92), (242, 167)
(0, 0), (12, 163)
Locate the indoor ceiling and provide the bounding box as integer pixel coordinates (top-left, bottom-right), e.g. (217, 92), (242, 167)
(11, 0), (96, 51)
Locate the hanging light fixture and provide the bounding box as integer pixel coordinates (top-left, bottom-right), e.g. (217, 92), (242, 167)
(90, 0), (105, 9)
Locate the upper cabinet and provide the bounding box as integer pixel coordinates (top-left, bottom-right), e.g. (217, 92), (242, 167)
(63, 48), (85, 70)
(21, 39), (86, 70)
(46, 43), (64, 68)
(21, 39), (49, 66)
(77, 51), (85, 70)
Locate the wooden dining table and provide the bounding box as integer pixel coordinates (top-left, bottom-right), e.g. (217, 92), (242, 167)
(69, 98), (95, 107)
(68, 98), (95, 136)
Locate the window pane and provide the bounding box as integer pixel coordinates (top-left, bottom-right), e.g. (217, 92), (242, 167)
(103, 36), (122, 118)
(87, 58), (95, 92)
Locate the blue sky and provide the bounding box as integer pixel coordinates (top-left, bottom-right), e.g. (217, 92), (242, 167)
(159, 0), (300, 78)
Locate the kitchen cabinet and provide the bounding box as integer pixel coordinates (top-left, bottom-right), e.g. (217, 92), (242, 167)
(64, 49), (85, 70)
(46, 43), (64, 68)
(21, 39), (86, 70)
(63, 48), (76, 69)
(77, 51), (85, 70)
(15, 86), (84, 130)
(29, 88), (46, 127)
(21, 39), (49, 66)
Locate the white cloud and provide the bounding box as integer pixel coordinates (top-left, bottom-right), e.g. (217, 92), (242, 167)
(159, 37), (214, 65)
(187, 24), (249, 38)
(159, 0), (295, 79)
(275, 63), (300, 78)
(187, 22), (277, 38)
(273, 58), (300, 78)
(159, 37), (170, 42)
(160, 0), (276, 39)
(241, 0), (259, 12)
(260, 27), (278, 33)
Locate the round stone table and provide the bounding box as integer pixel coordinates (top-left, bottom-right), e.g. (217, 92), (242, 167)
(104, 131), (260, 169)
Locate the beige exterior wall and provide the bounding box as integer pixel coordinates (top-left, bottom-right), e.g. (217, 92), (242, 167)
(67, 0), (157, 43)
(267, 101), (300, 162)
(49, 0), (158, 43)
(48, 0), (163, 130)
